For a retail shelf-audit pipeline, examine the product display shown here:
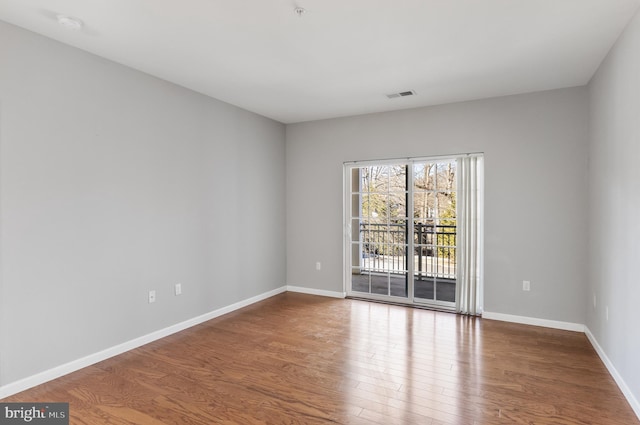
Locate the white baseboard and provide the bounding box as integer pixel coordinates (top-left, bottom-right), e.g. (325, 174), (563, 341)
(584, 327), (640, 420)
(0, 285), (287, 399)
(482, 311), (585, 332)
(286, 285), (346, 299)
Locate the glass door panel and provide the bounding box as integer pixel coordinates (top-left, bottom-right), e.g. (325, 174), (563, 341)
(349, 165), (408, 299)
(412, 161), (457, 306)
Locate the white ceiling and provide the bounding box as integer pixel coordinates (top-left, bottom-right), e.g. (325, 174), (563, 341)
(1, 0), (639, 124)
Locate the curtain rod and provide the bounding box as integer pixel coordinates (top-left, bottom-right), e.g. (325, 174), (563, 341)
(343, 152), (483, 166)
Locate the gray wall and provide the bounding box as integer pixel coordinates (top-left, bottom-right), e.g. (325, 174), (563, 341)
(286, 87), (589, 323)
(0, 21), (286, 385)
(588, 8), (640, 403)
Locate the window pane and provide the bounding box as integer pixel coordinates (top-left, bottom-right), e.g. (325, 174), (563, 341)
(414, 277), (434, 300)
(351, 194), (361, 218)
(413, 192), (435, 220)
(436, 191), (456, 220)
(362, 194), (387, 222)
(360, 194), (371, 218)
(361, 166), (389, 193)
(436, 162), (456, 192)
(413, 163), (434, 191)
(389, 192), (406, 221)
(351, 267), (370, 293)
(371, 275), (389, 295)
(389, 165), (407, 192)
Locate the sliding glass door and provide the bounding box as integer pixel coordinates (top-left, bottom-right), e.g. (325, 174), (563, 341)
(412, 161), (457, 306)
(345, 157), (467, 310)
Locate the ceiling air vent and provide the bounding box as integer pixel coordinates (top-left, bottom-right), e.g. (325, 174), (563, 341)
(386, 90), (416, 99)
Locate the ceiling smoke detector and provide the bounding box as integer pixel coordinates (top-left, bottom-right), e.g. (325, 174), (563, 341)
(294, 7), (306, 17)
(386, 90), (416, 99)
(56, 15), (84, 31)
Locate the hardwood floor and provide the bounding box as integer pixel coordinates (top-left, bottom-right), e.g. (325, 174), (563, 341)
(3, 292), (638, 424)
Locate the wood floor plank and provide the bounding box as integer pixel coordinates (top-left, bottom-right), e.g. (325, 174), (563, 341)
(1, 292), (638, 424)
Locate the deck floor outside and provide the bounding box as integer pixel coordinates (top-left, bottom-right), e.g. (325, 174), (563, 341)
(351, 273), (456, 302)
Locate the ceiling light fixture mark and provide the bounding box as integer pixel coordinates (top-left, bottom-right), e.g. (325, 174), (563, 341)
(56, 14), (83, 31)
(294, 7), (306, 17)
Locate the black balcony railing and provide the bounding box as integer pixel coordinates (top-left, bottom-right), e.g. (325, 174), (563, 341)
(360, 222), (456, 279)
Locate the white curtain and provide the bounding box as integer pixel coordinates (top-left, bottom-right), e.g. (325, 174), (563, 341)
(456, 156), (483, 315)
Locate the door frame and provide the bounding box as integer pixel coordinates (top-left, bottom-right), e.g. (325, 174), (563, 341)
(343, 155), (463, 310)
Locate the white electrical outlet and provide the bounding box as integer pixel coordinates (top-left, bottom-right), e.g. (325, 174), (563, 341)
(522, 280), (531, 291)
(175, 283), (182, 296)
(148, 290), (156, 303)
(316, 262), (321, 271)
